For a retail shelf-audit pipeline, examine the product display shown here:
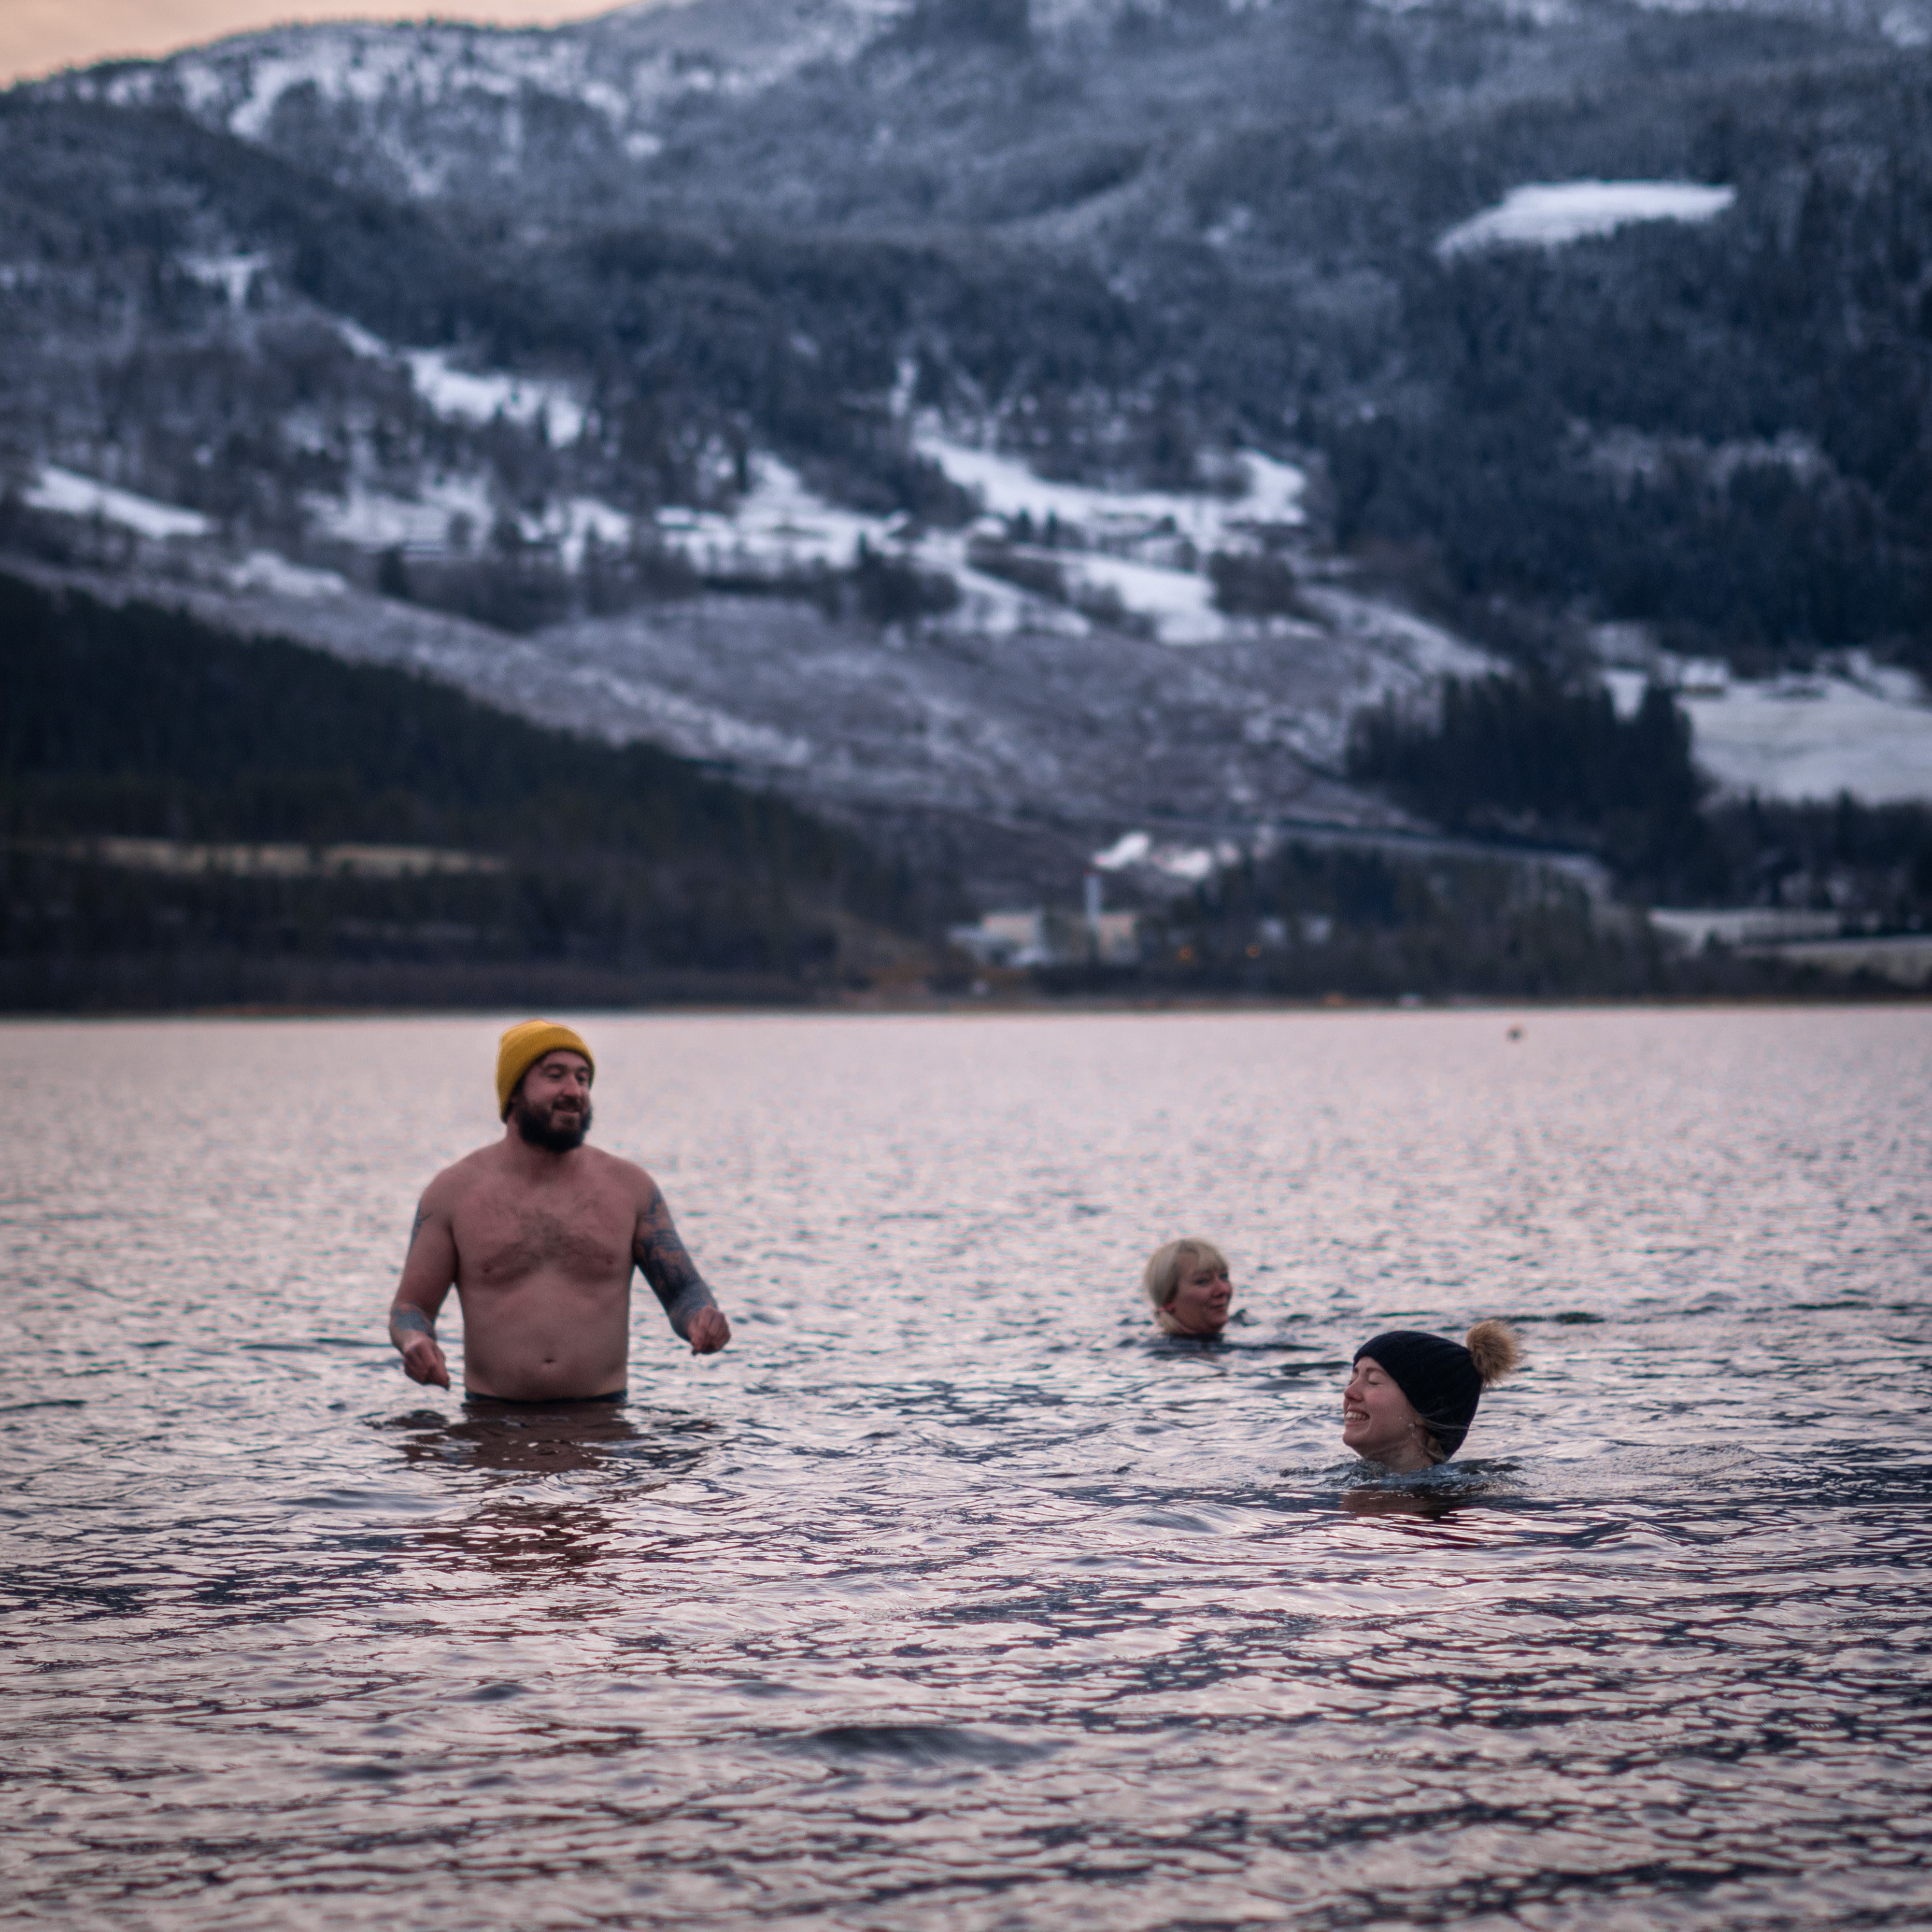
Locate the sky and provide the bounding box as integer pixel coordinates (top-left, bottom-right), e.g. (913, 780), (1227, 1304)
(0, 2), (626, 87)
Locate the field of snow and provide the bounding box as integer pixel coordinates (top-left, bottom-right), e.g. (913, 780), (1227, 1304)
(281, 330), (1315, 643)
(24, 466), (210, 540)
(402, 351), (586, 447)
(1436, 181), (1737, 257)
(227, 551), (347, 598)
(17, 412), (1392, 659)
(333, 323), (588, 445)
(653, 457), (885, 574)
(640, 445), (1311, 646)
(1679, 671), (1932, 804)
(303, 476), (493, 553)
(1090, 829), (1239, 883)
(911, 433), (1310, 645)
(913, 433), (1306, 543)
(298, 472), (632, 566)
(1605, 658), (1932, 802)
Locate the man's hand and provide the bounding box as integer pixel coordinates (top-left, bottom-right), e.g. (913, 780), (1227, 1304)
(390, 1302), (451, 1388)
(399, 1331), (452, 1388)
(687, 1306), (731, 1356)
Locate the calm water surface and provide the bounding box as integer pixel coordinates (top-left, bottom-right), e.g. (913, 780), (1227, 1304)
(3, 1009), (1930, 1930)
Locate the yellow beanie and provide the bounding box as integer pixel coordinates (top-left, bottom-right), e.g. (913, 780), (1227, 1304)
(496, 1020), (595, 1119)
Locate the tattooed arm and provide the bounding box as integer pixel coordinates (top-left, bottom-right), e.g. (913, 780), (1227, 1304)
(634, 1180), (730, 1355)
(389, 1186), (458, 1388)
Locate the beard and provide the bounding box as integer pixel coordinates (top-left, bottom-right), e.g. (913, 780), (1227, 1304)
(513, 1092), (593, 1153)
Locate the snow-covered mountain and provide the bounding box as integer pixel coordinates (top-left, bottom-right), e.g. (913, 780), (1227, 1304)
(41, 0), (912, 201)
(57, 0), (905, 135)
(7, 0), (1932, 914)
(35, 0), (1926, 220)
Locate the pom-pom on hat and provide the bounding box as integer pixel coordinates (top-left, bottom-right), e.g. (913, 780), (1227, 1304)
(496, 1020), (594, 1120)
(1352, 1321), (1521, 1459)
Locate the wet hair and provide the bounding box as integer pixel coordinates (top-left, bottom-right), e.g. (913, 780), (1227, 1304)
(1353, 1321), (1522, 1461)
(1142, 1237), (1228, 1316)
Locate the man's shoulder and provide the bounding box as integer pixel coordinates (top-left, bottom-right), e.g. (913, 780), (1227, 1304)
(423, 1142), (510, 1199)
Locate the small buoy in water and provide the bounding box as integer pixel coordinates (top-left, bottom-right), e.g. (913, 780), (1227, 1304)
(1506, 1025), (1524, 1041)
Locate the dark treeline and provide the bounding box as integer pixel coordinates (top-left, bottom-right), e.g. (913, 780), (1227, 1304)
(1348, 676), (1715, 902)
(1347, 671), (1932, 921)
(1700, 794), (1932, 928)
(0, 573), (944, 1009)
(1087, 838), (1909, 1002)
(1134, 844), (1669, 1001)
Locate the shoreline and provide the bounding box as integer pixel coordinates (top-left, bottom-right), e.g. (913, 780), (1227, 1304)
(2, 986), (1927, 1023)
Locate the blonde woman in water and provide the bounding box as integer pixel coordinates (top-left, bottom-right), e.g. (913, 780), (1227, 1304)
(1141, 1237), (1234, 1339)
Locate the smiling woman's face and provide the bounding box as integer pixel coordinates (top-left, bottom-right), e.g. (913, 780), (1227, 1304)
(1165, 1256), (1232, 1336)
(1341, 1355), (1433, 1471)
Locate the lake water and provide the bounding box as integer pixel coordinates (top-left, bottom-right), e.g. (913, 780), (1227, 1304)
(4, 1008), (1930, 1930)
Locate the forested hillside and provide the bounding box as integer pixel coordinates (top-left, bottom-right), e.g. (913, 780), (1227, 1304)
(1348, 674), (1932, 919)
(7, 0), (1930, 675)
(0, 573), (938, 1010)
(4, 0), (1930, 962)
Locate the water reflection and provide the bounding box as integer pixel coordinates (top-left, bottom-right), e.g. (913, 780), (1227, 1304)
(376, 1403), (717, 1483)
(1338, 1482), (1466, 1519)
(375, 1405), (721, 1582)
(417, 1496), (621, 1578)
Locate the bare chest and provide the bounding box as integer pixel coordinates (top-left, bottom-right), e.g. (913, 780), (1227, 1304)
(455, 1189), (633, 1291)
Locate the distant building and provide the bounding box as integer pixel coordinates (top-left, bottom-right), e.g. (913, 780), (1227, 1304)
(948, 907), (1141, 968)
(1088, 913), (1142, 966)
(949, 909), (1052, 968)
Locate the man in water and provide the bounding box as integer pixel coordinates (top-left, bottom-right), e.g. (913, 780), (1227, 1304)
(388, 1021), (730, 1400)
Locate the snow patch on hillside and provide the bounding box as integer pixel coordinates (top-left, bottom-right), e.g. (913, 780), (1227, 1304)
(25, 466), (210, 540)
(653, 457), (887, 574)
(403, 351), (586, 446)
(1091, 828), (1241, 882)
(179, 253), (269, 306)
(227, 551), (348, 598)
(1437, 180), (1736, 257)
(302, 474), (631, 567)
(1683, 670), (1932, 804)
(909, 431), (1311, 644)
(305, 477), (493, 553)
(1604, 655), (1932, 803)
(915, 432), (1306, 539)
(331, 323), (588, 446)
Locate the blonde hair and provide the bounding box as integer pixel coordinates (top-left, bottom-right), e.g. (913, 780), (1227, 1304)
(1142, 1237), (1228, 1332)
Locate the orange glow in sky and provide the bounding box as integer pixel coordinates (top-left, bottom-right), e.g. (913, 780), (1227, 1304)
(0, 2), (628, 87)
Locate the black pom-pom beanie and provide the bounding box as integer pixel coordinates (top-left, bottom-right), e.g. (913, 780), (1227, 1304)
(1354, 1330), (1486, 1458)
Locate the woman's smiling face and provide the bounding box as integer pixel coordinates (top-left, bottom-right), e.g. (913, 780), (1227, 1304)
(1165, 1256), (1232, 1336)
(1341, 1355), (1432, 1471)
